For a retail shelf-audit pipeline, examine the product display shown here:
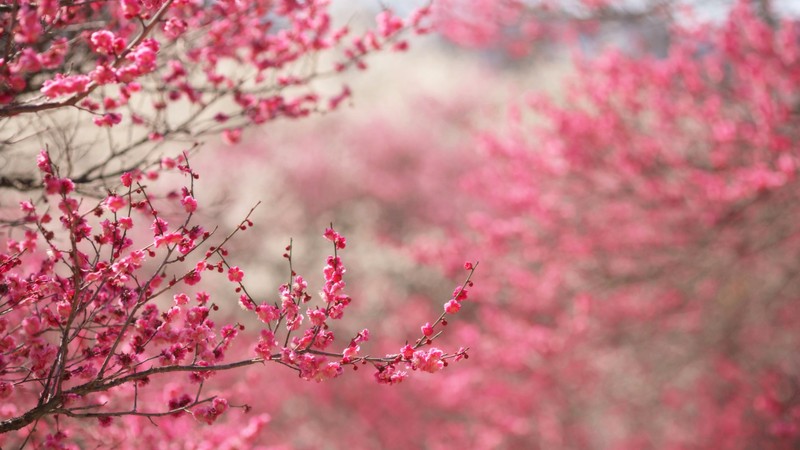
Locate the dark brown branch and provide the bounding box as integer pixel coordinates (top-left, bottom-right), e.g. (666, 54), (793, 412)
(0, 357), (264, 434)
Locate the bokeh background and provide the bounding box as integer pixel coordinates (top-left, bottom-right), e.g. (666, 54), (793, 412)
(3, 0), (800, 448)
(171, 1), (800, 448)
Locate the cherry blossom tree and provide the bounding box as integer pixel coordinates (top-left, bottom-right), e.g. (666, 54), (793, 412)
(0, 0), (428, 191)
(0, 1), (479, 447)
(231, 1), (800, 448)
(431, 4), (800, 444)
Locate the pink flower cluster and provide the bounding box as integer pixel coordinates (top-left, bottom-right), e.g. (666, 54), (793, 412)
(0, 147), (478, 446)
(0, 0), (434, 144)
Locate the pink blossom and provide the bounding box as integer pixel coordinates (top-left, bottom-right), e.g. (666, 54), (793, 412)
(22, 317), (41, 335)
(222, 128), (242, 144)
(184, 270), (201, 286)
(185, 306), (209, 326)
(104, 195), (126, 213)
(36, 150), (51, 173)
(411, 348), (444, 373)
(89, 30), (124, 55)
(41, 74), (90, 98)
(321, 362), (343, 381)
(239, 294), (254, 311)
(181, 195), (197, 213)
(444, 299), (461, 314)
(323, 227), (347, 249)
(354, 328), (370, 344)
(193, 398), (228, 425)
(307, 308), (327, 327)
(173, 293), (189, 306)
(195, 291), (210, 305)
(400, 344), (414, 360)
(93, 113), (122, 127)
(256, 304), (280, 324)
(154, 232), (182, 248)
(56, 300), (71, 319)
(163, 18), (188, 39)
(127, 39), (159, 74)
(19, 200), (36, 216)
(119, 0), (140, 17)
(15, 6), (42, 44)
(376, 10), (404, 38)
(342, 345), (359, 362)
(120, 172), (133, 187)
(255, 330), (277, 358)
(228, 266), (244, 283)
(151, 217), (168, 235)
(161, 157), (176, 170)
(90, 65), (117, 85)
(374, 364), (408, 385)
(44, 177), (74, 195)
(118, 216), (133, 229)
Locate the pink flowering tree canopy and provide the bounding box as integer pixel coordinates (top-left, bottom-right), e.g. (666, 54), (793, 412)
(189, 1), (799, 448)
(0, 0), (429, 190)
